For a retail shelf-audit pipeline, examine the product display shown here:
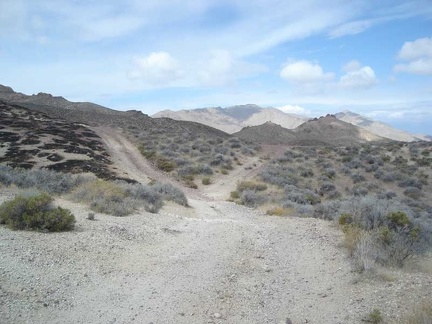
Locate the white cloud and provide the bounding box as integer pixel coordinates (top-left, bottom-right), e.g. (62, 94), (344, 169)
(198, 50), (233, 86)
(394, 59), (432, 75)
(329, 20), (373, 38)
(280, 60), (334, 83)
(342, 60), (362, 73)
(339, 62), (377, 89)
(197, 49), (267, 87)
(394, 37), (432, 75)
(128, 52), (182, 85)
(398, 37), (432, 60)
(277, 104), (311, 116)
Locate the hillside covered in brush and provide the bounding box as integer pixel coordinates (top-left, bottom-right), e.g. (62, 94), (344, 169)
(234, 115), (387, 146)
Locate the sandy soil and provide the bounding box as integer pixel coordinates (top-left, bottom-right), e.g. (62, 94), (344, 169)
(1, 129), (431, 324)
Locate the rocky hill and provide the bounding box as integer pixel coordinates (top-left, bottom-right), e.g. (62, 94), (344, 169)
(234, 115), (387, 146)
(0, 85), (228, 139)
(0, 101), (119, 179)
(153, 104), (308, 133)
(335, 110), (428, 142)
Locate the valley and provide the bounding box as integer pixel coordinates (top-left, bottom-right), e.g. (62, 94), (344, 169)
(1, 86), (432, 323)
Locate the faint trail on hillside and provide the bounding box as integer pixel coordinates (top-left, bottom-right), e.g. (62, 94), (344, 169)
(93, 126), (206, 199)
(202, 144), (287, 200)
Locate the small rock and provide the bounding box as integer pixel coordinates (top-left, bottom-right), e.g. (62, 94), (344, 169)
(213, 312), (222, 319)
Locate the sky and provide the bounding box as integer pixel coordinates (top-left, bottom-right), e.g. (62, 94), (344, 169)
(1, 0), (432, 134)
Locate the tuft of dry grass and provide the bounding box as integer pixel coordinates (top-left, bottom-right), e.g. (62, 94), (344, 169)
(266, 207), (286, 216)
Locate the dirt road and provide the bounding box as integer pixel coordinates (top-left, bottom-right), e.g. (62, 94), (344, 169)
(1, 129), (430, 324)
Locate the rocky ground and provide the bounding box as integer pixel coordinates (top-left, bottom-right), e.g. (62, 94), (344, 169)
(1, 129), (431, 324)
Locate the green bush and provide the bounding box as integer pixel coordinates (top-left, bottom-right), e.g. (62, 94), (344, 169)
(202, 177), (211, 185)
(0, 193), (75, 232)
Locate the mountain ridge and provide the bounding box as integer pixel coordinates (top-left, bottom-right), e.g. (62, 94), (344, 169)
(153, 104), (309, 134)
(335, 110), (428, 142)
(154, 104), (430, 142)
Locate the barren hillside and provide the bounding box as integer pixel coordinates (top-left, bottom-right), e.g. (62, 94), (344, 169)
(234, 115), (388, 146)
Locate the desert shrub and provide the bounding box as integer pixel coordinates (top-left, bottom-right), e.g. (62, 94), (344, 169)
(318, 182), (336, 196)
(151, 183), (188, 206)
(202, 177), (211, 185)
(0, 166), (91, 194)
(240, 189), (267, 207)
(344, 158), (363, 169)
(160, 148), (178, 158)
(230, 191), (240, 199)
(373, 170), (383, 179)
(322, 168), (336, 179)
(337, 196), (431, 267)
(116, 181), (163, 213)
(73, 181), (134, 215)
(260, 165), (299, 187)
(404, 187), (423, 200)
(70, 180), (164, 215)
(214, 146), (228, 155)
(351, 173), (366, 183)
(365, 163), (379, 172)
(284, 185), (320, 205)
(294, 204), (314, 216)
(382, 172), (396, 182)
(0, 192), (75, 231)
(392, 156), (408, 166)
(138, 145), (156, 159)
(377, 191), (397, 200)
(237, 181), (267, 192)
(417, 157), (431, 166)
(300, 169), (314, 177)
(156, 158), (176, 172)
(210, 154), (225, 166)
(354, 232), (381, 271)
(351, 186), (369, 196)
(398, 178), (423, 189)
(228, 137), (242, 148)
(184, 179), (198, 189)
(313, 200), (342, 220)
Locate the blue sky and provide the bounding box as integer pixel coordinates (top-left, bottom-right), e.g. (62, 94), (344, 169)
(1, 0), (432, 134)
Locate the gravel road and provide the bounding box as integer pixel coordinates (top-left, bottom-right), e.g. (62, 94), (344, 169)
(1, 129), (431, 324)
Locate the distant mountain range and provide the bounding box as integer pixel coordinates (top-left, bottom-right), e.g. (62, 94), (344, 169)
(1, 84), (429, 145)
(334, 110), (430, 142)
(153, 104), (308, 134)
(154, 104), (430, 142)
(0, 84), (228, 139)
